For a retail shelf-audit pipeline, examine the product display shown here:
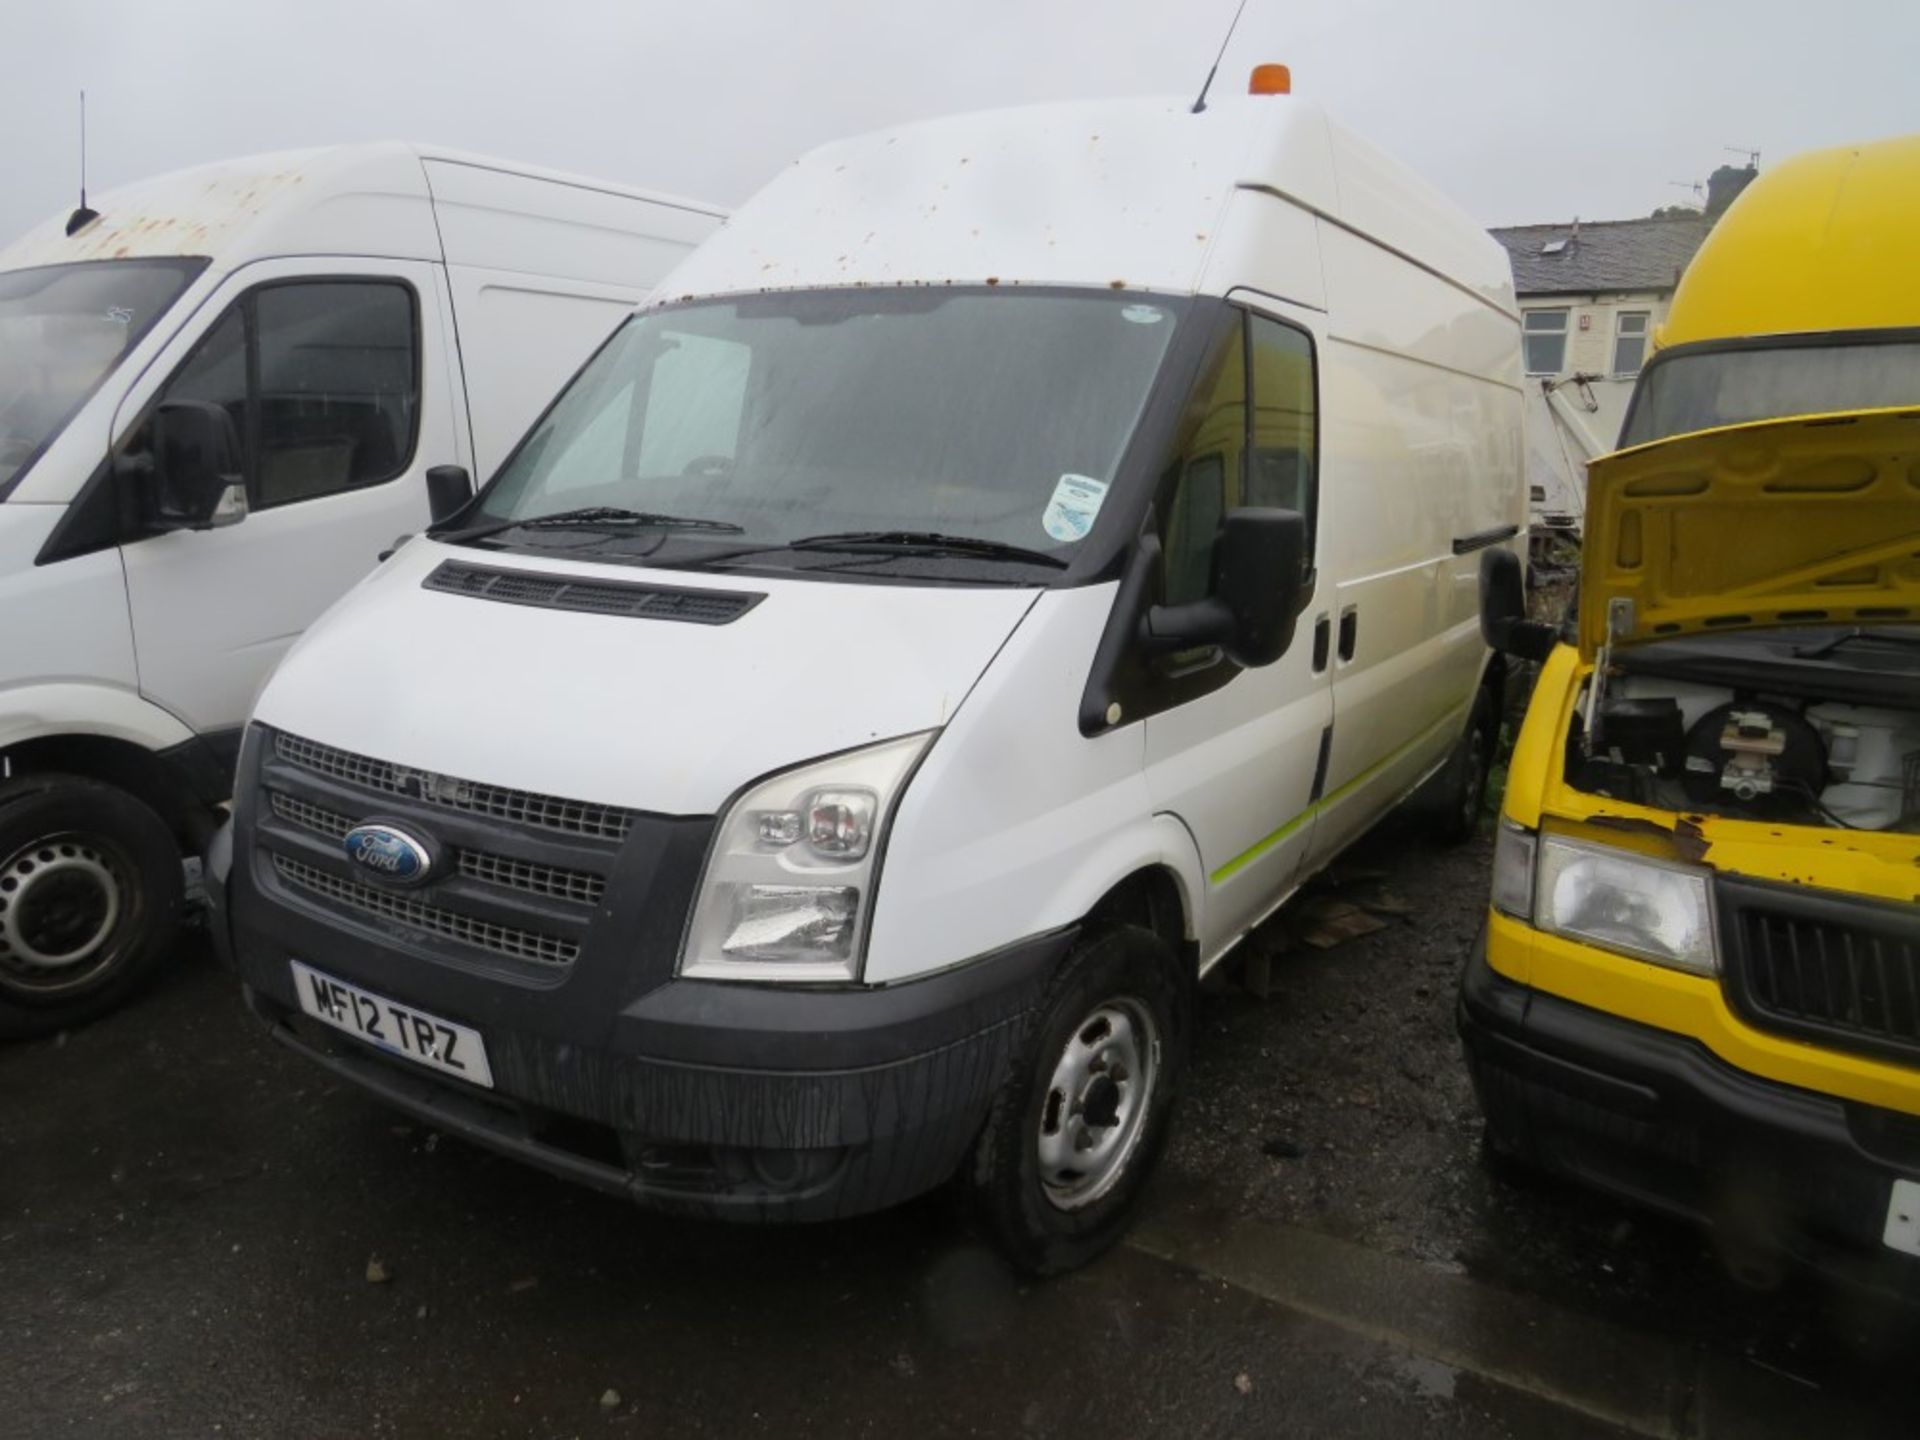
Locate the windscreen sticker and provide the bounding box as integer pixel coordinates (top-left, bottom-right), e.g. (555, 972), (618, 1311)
(1120, 304), (1166, 325)
(1042, 473), (1109, 543)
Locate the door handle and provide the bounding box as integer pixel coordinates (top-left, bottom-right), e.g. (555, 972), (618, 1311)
(1338, 608), (1358, 663)
(1311, 613), (1332, 673)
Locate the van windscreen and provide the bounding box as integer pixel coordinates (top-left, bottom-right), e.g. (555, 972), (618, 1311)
(1620, 333), (1920, 448)
(0, 257), (207, 498)
(472, 288), (1186, 574)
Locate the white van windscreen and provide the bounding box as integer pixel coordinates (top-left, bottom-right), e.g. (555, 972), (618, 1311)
(0, 258), (205, 497)
(470, 288), (1184, 574)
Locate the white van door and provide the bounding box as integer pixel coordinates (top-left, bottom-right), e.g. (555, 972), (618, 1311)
(116, 257), (459, 740)
(1301, 310), (1508, 868)
(1143, 301), (1332, 960)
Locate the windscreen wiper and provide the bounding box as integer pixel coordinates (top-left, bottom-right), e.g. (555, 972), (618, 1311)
(1791, 627), (1920, 660)
(432, 506), (745, 545)
(692, 529), (1070, 570)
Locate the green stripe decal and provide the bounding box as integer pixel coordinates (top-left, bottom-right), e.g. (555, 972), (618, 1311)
(1205, 712), (1459, 886)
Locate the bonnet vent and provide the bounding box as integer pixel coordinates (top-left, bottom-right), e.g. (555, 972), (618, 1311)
(422, 561), (763, 626)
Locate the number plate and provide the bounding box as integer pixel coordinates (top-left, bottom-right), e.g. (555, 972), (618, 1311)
(290, 960), (494, 1089)
(1884, 1179), (1920, 1258)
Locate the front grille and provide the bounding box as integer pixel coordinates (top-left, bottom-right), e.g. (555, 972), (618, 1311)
(272, 855), (579, 966)
(423, 560), (763, 626)
(274, 732), (634, 841)
(1726, 893), (1920, 1066)
(458, 850), (603, 905)
(268, 791), (606, 905)
(270, 791), (352, 840)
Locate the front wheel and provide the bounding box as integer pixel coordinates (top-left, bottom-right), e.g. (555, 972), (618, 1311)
(964, 925), (1187, 1275)
(0, 776), (185, 1041)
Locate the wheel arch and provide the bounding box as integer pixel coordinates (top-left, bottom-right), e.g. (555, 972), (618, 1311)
(1, 728), (224, 851)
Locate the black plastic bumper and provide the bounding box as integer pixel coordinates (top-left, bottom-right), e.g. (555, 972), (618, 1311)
(1458, 938), (1920, 1297)
(212, 816), (1067, 1222)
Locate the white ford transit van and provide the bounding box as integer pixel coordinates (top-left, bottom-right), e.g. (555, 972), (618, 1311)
(0, 145), (722, 1036)
(214, 85), (1524, 1271)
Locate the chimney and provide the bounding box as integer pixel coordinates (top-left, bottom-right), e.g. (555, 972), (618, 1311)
(1706, 163), (1757, 217)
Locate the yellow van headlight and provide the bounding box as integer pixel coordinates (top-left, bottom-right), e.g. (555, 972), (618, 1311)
(1533, 834), (1717, 976)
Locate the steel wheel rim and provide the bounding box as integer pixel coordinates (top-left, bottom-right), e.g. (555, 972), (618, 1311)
(1036, 996), (1161, 1211)
(0, 833), (129, 995)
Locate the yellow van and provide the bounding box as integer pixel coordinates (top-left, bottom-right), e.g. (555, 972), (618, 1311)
(1462, 135), (1920, 1293)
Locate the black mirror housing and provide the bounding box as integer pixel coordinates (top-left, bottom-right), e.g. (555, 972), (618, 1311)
(144, 399), (246, 530)
(1479, 547), (1557, 661)
(426, 465), (475, 525)
(1143, 508), (1308, 668)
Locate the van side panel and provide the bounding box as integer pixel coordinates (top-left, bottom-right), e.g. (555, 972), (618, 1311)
(865, 585), (1207, 986)
(435, 270), (653, 479)
(1305, 218), (1524, 862)
(423, 160), (723, 477)
(1194, 190), (1326, 312)
(0, 506), (161, 745)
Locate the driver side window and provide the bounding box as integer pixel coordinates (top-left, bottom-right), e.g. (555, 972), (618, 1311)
(1161, 317), (1246, 608)
(124, 278), (419, 514)
(1157, 308), (1318, 608)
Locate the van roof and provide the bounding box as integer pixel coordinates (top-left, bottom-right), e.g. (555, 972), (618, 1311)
(658, 95), (1512, 313)
(0, 142), (725, 275)
(1658, 133), (1920, 349)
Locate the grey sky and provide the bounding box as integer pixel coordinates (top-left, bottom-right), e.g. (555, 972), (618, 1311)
(5, 0), (1916, 248)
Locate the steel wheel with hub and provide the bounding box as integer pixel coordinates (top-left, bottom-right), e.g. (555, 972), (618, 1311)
(1036, 997), (1161, 1211)
(0, 833), (131, 994)
(0, 776), (185, 1041)
(965, 924), (1187, 1275)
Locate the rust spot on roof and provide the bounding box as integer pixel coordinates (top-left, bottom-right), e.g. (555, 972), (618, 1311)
(985, 276), (1000, 286)
(1108, 279), (1126, 289)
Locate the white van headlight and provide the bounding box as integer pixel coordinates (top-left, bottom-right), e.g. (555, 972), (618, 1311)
(1533, 834), (1717, 976)
(679, 732), (933, 983)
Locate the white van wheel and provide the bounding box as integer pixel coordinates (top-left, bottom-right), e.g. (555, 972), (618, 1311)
(1035, 996), (1162, 1210)
(965, 925), (1186, 1275)
(0, 777), (184, 1041)
(1423, 687), (1496, 845)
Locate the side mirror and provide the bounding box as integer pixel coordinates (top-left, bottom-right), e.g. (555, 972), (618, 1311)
(1142, 508), (1307, 668)
(426, 465), (475, 525)
(1479, 548), (1557, 661)
(145, 399), (248, 531)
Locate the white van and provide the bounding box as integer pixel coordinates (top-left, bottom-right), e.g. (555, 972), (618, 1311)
(213, 84), (1524, 1271)
(0, 144), (723, 1036)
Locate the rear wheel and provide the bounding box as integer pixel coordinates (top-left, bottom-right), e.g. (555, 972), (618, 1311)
(1423, 685), (1497, 845)
(0, 777), (184, 1040)
(964, 925), (1187, 1275)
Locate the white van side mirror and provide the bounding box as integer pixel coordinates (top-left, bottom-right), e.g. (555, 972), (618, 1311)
(137, 399), (249, 533)
(1142, 508), (1308, 668)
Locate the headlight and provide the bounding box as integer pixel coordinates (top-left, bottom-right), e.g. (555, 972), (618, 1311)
(1533, 834), (1716, 976)
(679, 732), (932, 982)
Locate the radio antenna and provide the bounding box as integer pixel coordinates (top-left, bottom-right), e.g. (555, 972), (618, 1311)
(66, 90), (100, 236)
(1192, 0), (1253, 113)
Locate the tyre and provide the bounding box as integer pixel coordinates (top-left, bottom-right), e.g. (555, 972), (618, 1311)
(1423, 685), (1497, 845)
(964, 924), (1188, 1275)
(0, 776), (185, 1041)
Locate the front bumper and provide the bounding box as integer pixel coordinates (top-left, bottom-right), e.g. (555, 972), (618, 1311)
(210, 815), (1068, 1223)
(1458, 934), (1920, 1297)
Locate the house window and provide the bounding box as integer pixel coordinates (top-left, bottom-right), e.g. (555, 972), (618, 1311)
(1612, 311), (1651, 376)
(1523, 309), (1569, 376)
